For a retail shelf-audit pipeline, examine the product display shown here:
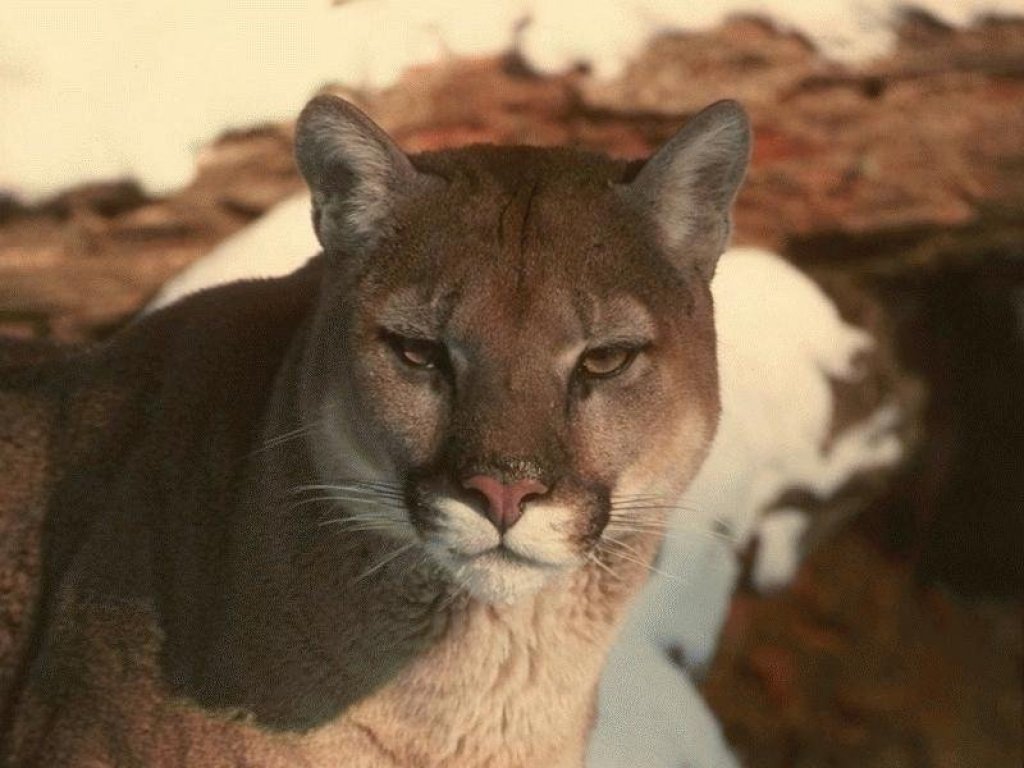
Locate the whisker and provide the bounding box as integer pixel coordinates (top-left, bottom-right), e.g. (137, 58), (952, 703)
(247, 417), (333, 459)
(602, 534), (647, 560)
(604, 523), (672, 538)
(335, 484), (406, 499)
(587, 551), (622, 581)
(604, 517), (673, 532)
(438, 574), (470, 612)
(289, 480), (403, 490)
(320, 495), (406, 508)
(318, 510), (407, 522)
(605, 520), (734, 545)
(288, 483), (405, 500)
(319, 512), (407, 524)
(606, 514), (671, 526)
(606, 524), (710, 538)
(259, 424), (314, 450)
(285, 495), (407, 513)
(346, 480), (405, 491)
(321, 522), (418, 548)
(319, 523), (409, 536)
(317, 511), (410, 531)
(254, 432), (307, 456)
(600, 538), (687, 584)
(609, 503), (703, 513)
(291, 493), (406, 507)
(352, 542), (417, 584)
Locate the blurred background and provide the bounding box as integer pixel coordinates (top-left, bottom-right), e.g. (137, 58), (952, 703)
(1, 2), (1021, 766)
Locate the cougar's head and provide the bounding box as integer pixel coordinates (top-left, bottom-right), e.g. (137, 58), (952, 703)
(294, 95), (749, 603)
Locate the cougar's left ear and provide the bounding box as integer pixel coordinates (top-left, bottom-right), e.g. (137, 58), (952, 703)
(295, 94), (437, 256)
(623, 100), (751, 279)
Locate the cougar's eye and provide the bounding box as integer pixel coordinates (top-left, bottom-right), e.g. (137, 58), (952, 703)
(388, 335), (446, 370)
(578, 346), (638, 379)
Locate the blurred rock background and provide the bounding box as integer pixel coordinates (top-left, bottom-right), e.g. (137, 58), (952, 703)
(0, 10), (1021, 768)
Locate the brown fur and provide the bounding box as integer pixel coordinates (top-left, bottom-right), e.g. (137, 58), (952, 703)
(0, 97), (748, 766)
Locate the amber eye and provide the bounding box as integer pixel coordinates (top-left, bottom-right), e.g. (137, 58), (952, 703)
(578, 346), (638, 379)
(389, 335), (446, 370)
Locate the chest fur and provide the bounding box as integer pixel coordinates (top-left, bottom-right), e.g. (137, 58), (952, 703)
(326, 597), (607, 767)
(9, 585), (610, 768)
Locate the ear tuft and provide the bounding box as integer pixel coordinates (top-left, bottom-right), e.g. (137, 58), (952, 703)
(295, 94), (416, 255)
(626, 100), (751, 279)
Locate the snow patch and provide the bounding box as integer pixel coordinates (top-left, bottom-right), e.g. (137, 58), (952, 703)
(146, 194), (318, 311)
(589, 624), (742, 768)
(750, 509), (811, 591)
(3, 1), (1020, 201)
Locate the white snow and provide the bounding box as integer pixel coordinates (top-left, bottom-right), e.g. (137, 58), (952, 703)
(145, 194), (318, 312)
(147, 199), (906, 767)
(2, 0), (1021, 201)
(590, 622), (743, 768)
(750, 509), (811, 591)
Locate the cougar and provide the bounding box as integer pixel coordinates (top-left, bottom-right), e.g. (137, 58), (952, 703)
(0, 94), (750, 767)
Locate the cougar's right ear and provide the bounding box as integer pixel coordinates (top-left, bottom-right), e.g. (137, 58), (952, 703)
(295, 94), (433, 255)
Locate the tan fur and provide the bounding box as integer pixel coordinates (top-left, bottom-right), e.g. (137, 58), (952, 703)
(0, 97), (748, 766)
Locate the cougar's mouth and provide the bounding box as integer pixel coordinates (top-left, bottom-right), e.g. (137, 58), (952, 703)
(404, 490), (585, 602)
(431, 541), (566, 604)
(447, 543), (562, 570)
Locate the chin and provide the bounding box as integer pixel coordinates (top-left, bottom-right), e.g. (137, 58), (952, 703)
(437, 549), (565, 604)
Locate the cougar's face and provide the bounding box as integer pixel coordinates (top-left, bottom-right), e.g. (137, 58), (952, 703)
(304, 148), (721, 603)
(294, 94), (747, 603)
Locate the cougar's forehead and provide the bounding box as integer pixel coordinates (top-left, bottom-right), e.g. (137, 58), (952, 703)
(356, 146), (693, 339)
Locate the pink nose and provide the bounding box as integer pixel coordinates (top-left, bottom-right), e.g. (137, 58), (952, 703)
(461, 475), (549, 533)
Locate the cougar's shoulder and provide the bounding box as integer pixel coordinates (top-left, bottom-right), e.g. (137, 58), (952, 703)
(0, 339), (64, 721)
(0, 259), (323, 738)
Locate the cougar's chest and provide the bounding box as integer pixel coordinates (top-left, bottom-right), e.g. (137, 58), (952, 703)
(310, 591), (608, 768)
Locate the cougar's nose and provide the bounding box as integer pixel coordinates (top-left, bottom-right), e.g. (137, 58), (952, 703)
(461, 475), (549, 533)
